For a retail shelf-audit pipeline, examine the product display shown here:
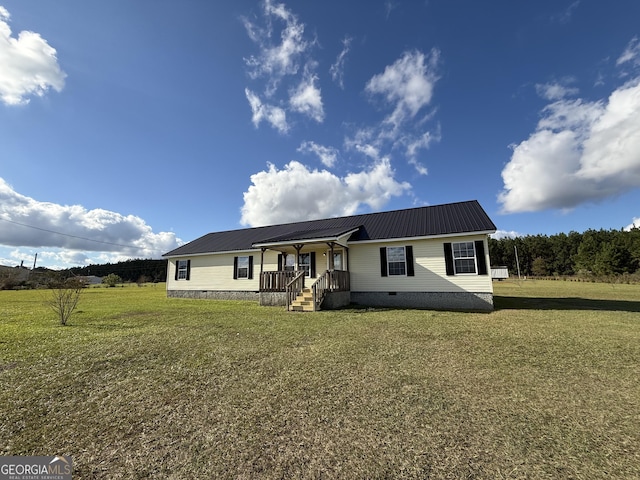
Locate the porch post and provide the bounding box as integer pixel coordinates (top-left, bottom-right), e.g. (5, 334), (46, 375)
(294, 244), (303, 271)
(260, 247), (266, 274)
(344, 246), (349, 271)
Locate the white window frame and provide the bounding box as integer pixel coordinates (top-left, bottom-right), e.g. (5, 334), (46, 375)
(236, 256), (249, 279)
(386, 246), (407, 276)
(177, 260), (189, 280)
(452, 241), (477, 274)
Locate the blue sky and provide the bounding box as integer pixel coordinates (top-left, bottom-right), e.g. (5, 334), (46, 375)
(1, 0), (640, 269)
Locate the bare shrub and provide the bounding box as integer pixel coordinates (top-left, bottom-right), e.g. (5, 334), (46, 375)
(46, 277), (86, 326)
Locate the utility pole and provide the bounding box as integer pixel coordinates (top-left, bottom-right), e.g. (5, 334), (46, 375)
(514, 245), (521, 281)
(27, 253), (38, 281)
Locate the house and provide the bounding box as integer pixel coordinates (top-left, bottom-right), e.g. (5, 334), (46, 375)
(162, 200), (497, 311)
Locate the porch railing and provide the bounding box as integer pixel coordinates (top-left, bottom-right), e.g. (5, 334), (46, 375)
(259, 270), (297, 292)
(285, 271), (306, 311)
(311, 270), (350, 311)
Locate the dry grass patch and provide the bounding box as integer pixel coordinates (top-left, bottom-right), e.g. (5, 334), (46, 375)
(1, 282), (639, 478)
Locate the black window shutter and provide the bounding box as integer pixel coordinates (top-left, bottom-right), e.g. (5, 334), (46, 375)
(444, 243), (454, 276)
(277, 254), (283, 271)
(186, 260), (191, 280)
(233, 256), (238, 279)
(248, 256), (254, 279)
(174, 261), (179, 281)
(406, 245), (415, 276)
(380, 247), (388, 277)
(310, 252), (316, 277)
(475, 240), (487, 275)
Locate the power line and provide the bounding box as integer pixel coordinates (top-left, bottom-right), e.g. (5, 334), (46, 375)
(0, 217), (148, 251)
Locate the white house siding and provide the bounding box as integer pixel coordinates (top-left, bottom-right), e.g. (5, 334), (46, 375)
(167, 250), (276, 292)
(349, 236), (493, 294)
(166, 247), (329, 293)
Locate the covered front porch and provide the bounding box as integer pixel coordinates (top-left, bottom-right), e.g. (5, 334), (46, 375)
(252, 226), (359, 311)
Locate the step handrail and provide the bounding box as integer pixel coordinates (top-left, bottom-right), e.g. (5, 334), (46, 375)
(310, 270), (330, 312)
(285, 271), (306, 311)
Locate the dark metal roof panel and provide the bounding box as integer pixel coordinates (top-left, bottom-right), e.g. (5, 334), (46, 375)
(255, 226), (362, 244)
(163, 200), (496, 257)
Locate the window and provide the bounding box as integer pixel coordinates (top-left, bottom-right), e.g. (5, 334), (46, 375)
(176, 260), (190, 280)
(299, 253), (311, 277)
(444, 241), (488, 276)
(452, 242), (477, 274)
(380, 246), (414, 277)
(236, 256), (249, 278)
(284, 255), (295, 272)
(233, 256), (253, 279)
(387, 246), (406, 276)
(278, 252), (315, 276)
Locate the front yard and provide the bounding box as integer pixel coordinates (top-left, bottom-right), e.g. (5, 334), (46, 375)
(1, 281), (638, 478)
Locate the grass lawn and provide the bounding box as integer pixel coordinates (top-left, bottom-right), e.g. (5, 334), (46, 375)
(1, 281), (639, 479)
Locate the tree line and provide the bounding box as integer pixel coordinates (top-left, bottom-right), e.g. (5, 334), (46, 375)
(489, 228), (640, 278)
(1, 258), (167, 290)
(69, 258), (167, 283)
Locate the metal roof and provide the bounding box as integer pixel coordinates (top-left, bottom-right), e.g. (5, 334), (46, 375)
(253, 226), (362, 245)
(162, 200), (496, 257)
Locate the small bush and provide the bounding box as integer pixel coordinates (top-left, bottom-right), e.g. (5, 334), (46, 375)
(45, 277), (85, 325)
(102, 273), (123, 288)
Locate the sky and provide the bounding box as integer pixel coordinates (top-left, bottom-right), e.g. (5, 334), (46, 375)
(1, 0), (640, 269)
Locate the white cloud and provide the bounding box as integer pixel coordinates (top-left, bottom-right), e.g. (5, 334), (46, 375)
(350, 49), (441, 177)
(0, 178), (182, 266)
(289, 70), (324, 122)
(408, 159), (428, 176)
(355, 143), (380, 160)
(491, 230), (521, 240)
(385, 1), (399, 19)
(329, 36), (351, 89)
(402, 128), (441, 175)
(365, 49), (440, 133)
(577, 82), (640, 181)
(242, 0), (308, 87)
(617, 36), (640, 67)
(245, 88), (289, 133)
(297, 141), (338, 167)
(243, 1), (324, 131)
(240, 159), (411, 227)
(535, 81), (579, 101)
(537, 98), (603, 132)
(551, 1), (580, 24)
(0, 7), (66, 105)
(499, 77), (640, 213)
(625, 217), (640, 231)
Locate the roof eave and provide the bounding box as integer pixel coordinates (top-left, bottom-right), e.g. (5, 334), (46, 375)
(350, 229), (496, 244)
(252, 227), (361, 249)
(162, 247), (261, 259)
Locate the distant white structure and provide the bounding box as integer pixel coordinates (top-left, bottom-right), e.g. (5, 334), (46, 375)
(491, 266), (509, 280)
(83, 275), (103, 285)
